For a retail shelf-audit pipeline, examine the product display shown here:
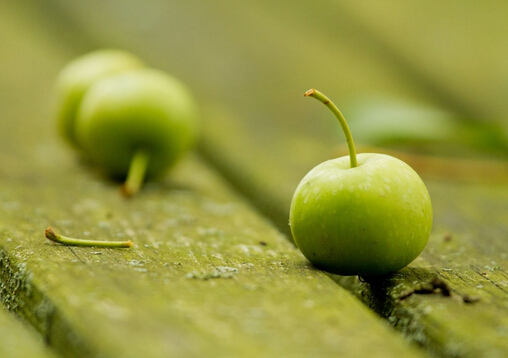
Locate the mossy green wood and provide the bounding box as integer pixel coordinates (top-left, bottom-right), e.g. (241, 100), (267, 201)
(37, 1), (508, 357)
(0, 307), (59, 358)
(200, 119), (508, 356)
(0, 2), (429, 358)
(334, 182), (508, 358)
(0, 155), (428, 358)
(4, 1), (508, 358)
(201, 111), (508, 356)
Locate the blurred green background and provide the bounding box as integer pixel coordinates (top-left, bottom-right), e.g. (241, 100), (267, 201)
(1, 0), (508, 230)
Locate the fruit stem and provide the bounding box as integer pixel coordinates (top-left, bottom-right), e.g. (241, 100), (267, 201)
(304, 89), (358, 168)
(45, 227), (133, 248)
(122, 150), (150, 197)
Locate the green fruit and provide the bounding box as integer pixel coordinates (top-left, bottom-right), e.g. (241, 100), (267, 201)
(75, 68), (199, 196)
(289, 89), (432, 276)
(54, 49), (144, 147)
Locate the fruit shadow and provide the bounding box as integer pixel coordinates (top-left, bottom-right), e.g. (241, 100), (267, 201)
(328, 266), (437, 319)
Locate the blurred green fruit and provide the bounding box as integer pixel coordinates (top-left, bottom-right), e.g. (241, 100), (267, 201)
(54, 49), (144, 147)
(75, 68), (199, 195)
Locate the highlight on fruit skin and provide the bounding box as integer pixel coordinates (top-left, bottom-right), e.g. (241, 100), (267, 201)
(45, 227), (133, 248)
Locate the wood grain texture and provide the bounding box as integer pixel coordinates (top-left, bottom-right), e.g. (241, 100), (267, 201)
(334, 181), (508, 358)
(3, 1), (508, 357)
(0, 154), (427, 358)
(0, 1), (427, 358)
(43, 2), (508, 357)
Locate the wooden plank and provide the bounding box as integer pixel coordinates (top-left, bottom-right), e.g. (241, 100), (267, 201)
(0, 307), (59, 358)
(334, 182), (508, 358)
(337, 0), (508, 121)
(0, 154), (427, 358)
(38, 1), (508, 357)
(0, 2), (428, 358)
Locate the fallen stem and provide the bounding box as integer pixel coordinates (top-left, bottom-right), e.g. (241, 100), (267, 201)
(45, 227), (133, 248)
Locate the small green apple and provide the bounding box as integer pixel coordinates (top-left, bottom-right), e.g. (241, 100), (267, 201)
(54, 49), (144, 148)
(289, 89), (432, 276)
(75, 67), (199, 196)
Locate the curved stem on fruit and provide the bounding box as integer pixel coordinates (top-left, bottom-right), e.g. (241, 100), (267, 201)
(121, 150), (150, 197)
(304, 89), (358, 168)
(45, 227), (133, 248)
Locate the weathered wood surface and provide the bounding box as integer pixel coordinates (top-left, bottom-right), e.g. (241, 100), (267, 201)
(0, 1), (429, 358)
(41, 1), (508, 357)
(1, 154), (426, 358)
(0, 307), (59, 358)
(2, 1), (508, 358)
(335, 182), (508, 358)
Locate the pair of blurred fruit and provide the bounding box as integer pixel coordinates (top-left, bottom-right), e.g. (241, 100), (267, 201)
(55, 49), (199, 197)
